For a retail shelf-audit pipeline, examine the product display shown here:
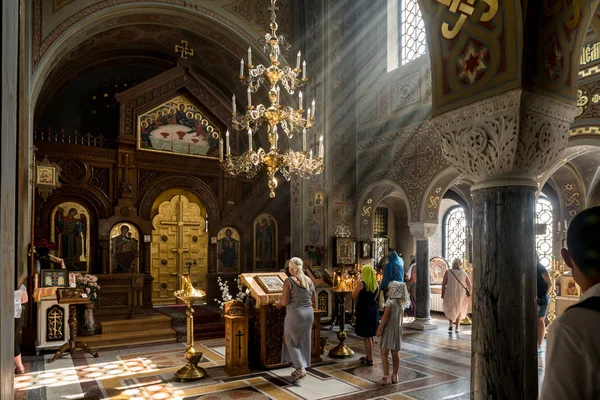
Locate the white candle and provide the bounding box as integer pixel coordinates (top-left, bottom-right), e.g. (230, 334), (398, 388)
(319, 135), (324, 158)
(299, 91), (303, 110)
(311, 99), (316, 118)
(307, 108), (311, 120)
(296, 51), (301, 69)
(302, 60), (306, 79)
(248, 128), (253, 152)
(276, 86), (280, 105)
(302, 128), (307, 152)
(309, 149), (313, 159)
(240, 58), (244, 76)
(247, 87), (252, 107)
(219, 138), (224, 161)
(248, 46), (252, 66)
(226, 130), (230, 155)
(232, 94), (236, 114)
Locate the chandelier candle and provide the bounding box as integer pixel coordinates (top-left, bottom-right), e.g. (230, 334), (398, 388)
(226, 130), (230, 155)
(224, 0), (324, 198)
(232, 95), (236, 114)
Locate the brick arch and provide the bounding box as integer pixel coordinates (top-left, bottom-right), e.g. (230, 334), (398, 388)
(138, 174), (220, 224)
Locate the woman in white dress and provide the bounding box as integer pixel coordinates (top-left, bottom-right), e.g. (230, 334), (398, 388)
(441, 259), (472, 333)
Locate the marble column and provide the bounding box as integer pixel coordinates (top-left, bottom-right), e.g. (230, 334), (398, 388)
(470, 185), (537, 399)
(432, 89), (578, 399)
(405, 223), (438, 331)
(1, 0), (19, 397)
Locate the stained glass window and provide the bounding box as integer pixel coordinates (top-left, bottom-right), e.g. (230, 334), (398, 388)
(443, 206), (466, 263)
(536, 197), (553, 268)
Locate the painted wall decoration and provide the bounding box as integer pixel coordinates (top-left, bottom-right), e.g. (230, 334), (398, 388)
(217, 227), (240, 273)
(137, 94), (221, 159)
(254, 214), (278, 271)
(50, 202), (91, 272)
(110, 222), (140, 273)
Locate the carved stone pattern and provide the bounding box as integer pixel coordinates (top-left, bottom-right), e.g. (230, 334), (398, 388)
(357, 120), (434, 151)
(379, 85), (389, 118)
(393, 133), (435, 183)
(423, 65), (432, 103)
(98, 292), (129, 307)
(408, 222), (438, 240)
(90, 167), (110, 198)
(392, 72), (420, 110)
(225, 0), (293, 41)
(433, 89), (578, 185)
(359, 92), (377, 124)
(58, 158), (87, 184)
(138, 175), (219, 223)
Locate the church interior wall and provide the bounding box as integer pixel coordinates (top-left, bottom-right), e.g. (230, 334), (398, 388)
(428, 198), (459, 260)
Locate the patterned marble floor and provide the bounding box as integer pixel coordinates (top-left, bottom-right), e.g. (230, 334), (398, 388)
(15, 315), (536, 400)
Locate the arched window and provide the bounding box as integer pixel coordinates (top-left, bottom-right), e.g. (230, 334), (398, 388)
(387, 0), (427, 71)
(443, 206), (466, 262)
(536, 197), (553, 268)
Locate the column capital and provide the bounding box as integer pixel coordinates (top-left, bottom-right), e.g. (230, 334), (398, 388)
(432, 89), (578, 190)
(408, 222), (438, 240)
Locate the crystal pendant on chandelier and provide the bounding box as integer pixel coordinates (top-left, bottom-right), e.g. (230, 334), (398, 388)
(221, 0), (324, 198)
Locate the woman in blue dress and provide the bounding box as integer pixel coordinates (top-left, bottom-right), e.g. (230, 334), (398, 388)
(381, 251), (404, 296)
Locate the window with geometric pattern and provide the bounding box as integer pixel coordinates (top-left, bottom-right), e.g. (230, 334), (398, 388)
(443, 206), (466, 263)
(536, 197), (553, 268)
(374, 207), (389, 236)
(387, 0), (427, 71)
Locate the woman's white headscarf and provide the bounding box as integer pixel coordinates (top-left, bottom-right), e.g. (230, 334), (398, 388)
(387, 281), (411, 309)
(287, 257), (309, 289)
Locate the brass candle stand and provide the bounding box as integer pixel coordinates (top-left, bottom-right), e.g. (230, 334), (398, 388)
(546, 259), (564, 330)
(173, 263), (208, 382)
(328, 270), (355, 358)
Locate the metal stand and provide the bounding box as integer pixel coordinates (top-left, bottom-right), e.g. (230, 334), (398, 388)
(328, 290), (354, 358)
(175, 295), (208, 381)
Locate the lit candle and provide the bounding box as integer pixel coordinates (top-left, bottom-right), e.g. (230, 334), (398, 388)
(311, 99), (316, 118)
(319, 135), (323, 158)
(219, 138), (224, 161)
(248, 128), (253, 152)
(247, 87), (252, 107)
(248, 46), (252, 66)
(302, 60), (306, 79)
(226, 130), (230, 155)
(302, 128), (307, 152)
(299, 91), (303, 110)
(232, 94), (236, 114)
(240, 58), (244, 76)
(296, 51), (301, 69)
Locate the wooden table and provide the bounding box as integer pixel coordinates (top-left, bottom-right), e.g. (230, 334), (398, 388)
(48, 289), (100, 363)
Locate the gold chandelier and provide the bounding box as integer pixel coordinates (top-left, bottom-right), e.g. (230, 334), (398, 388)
(221, 0), (324, 198)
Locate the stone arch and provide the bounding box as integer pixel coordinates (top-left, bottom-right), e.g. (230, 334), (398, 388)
(357, 178), (412, 241)
(138, 174), (220, 225)
(417, 167), (463, 224)
(30, 3), (261, 109)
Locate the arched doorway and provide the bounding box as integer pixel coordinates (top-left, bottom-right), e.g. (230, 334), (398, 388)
(150, 192), (208, 305)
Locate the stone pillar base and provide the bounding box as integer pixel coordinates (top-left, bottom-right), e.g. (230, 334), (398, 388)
(405, 317), (438, 331)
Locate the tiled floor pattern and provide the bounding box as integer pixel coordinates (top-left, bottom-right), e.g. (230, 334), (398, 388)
(15, 315), (502, 399)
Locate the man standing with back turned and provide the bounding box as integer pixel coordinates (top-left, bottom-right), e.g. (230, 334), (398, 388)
(540, 206), (600, 399)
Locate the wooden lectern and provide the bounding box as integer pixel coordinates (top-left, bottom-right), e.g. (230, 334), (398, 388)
(224, 301), (250, 376)
(48, 288), (99, 363)
(239, 272), (322, 369)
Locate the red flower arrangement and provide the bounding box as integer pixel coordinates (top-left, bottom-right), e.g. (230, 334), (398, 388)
(34, 239), (57, 251)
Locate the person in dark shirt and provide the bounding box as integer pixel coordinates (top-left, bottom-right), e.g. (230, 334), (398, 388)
(536, 259), (551, 352)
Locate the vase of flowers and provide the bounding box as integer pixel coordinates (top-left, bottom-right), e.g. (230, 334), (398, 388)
(75, 273), (100, 335)
(305, 245), (326, 266)
(214, 277), (250, 312)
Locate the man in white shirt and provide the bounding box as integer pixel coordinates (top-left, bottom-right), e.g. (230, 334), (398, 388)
(540, 206), (600, 399)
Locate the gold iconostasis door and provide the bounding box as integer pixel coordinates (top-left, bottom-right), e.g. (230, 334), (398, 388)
(151, 195), (208, 304)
